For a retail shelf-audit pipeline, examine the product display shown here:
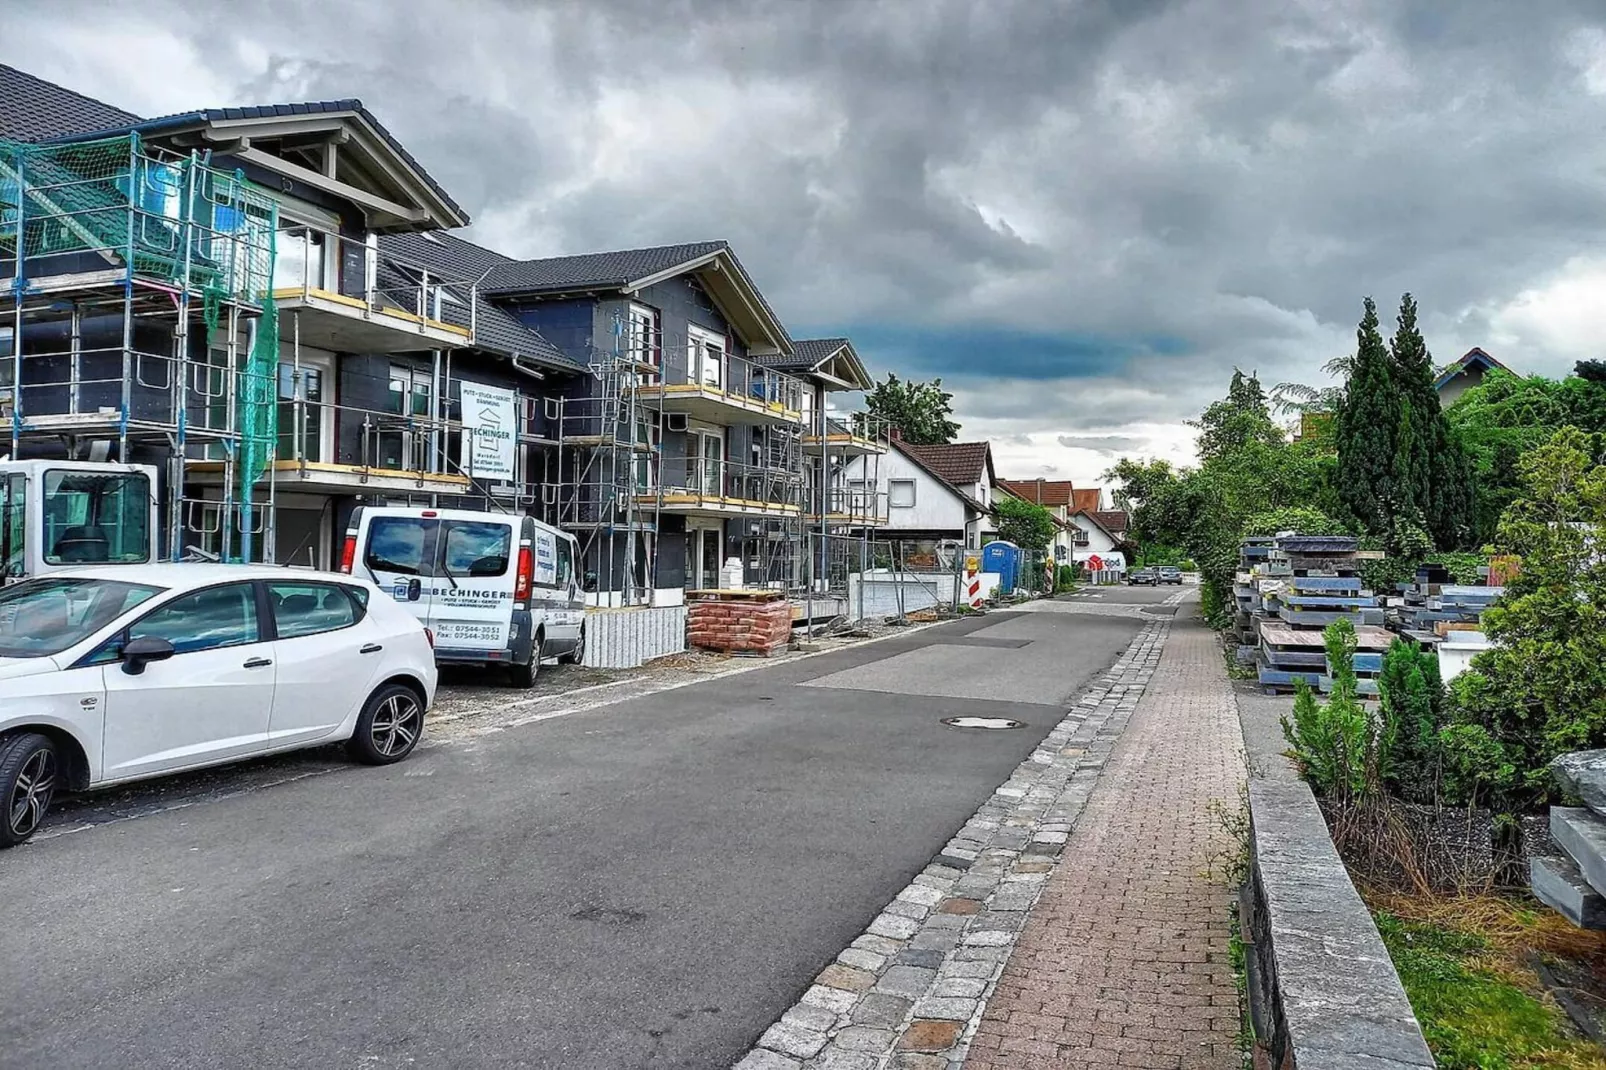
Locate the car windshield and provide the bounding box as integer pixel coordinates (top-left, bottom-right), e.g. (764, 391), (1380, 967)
(0, 577), (164, 658)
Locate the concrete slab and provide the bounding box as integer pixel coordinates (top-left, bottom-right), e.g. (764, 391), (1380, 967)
(1531, 854), (1606, 929)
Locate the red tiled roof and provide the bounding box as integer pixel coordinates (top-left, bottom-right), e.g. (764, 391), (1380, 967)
(997, 479), (1074, 507)
(899, 441), (992, 486)
(1071, 488), (1101, 513)
(1093, 509), (1129, 535)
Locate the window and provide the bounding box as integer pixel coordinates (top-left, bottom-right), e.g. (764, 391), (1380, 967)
(628, 304), (660, 370)
(441, 520), (512, 577)
(381, 365), (434, 470)
(129, 583), (259, 654)
(889, 480), (916, 508)
(277, 362), (324, 462)
(688, 325), (724, 389)
(1, 473), (24, 578)
(556, 538), (574, 589)
(0, 578), (162, 659)
(42, 469), (151, 565)
(688, 431), (724, 495)
(365, 516), (432, 576)
(269, 582), (360, 639)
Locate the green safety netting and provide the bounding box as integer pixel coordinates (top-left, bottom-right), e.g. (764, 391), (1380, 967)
(2, 133), (281, 560)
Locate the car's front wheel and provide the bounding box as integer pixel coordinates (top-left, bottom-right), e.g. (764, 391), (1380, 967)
(0, 732), (59, 849)
(347, 683), (425, 765)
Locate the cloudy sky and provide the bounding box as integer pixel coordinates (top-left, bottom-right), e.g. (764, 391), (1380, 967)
(9, 0), (1606, 485)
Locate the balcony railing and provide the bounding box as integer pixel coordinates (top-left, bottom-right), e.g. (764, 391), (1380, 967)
(804, 413), (890, 453)
(272, 225), (475, 350)
(653, 457), (804, 514)
(637, 349), (805, 423)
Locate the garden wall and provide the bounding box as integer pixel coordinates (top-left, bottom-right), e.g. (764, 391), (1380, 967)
(1243, 778), (1436, 1069)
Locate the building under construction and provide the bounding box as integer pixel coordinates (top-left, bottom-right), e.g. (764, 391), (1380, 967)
(2, 65), (888, 634)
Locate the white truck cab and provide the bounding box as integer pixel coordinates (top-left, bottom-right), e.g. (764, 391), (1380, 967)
(0, 460), (159, 585)
(338, 505), (584, 686)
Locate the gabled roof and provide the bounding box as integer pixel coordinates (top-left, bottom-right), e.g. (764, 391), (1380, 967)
(899, 441), (994, 487)
(0, 63), (139, 141)
(1071, 488), (1101, 514)
(480, 240), (793, 356)
(48, 98), (468, 229)
(1434, 347), (1511, 391)
(1070, 509), (1124, 545)
(379, 232), (582, 372)
(891, 441), (992, 517)
(755, 337), (873, 390)
(480, 241), (729, 294)
(997, 479), (1074, 508)
(1092, 509), (1129, 535)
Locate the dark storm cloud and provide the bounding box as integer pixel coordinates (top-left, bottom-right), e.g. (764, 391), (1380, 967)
(10, 0), (1606, 477)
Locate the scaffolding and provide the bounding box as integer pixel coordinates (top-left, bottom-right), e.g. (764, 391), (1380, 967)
(2, 133), (280, 561)
(548, 339), (663, 605)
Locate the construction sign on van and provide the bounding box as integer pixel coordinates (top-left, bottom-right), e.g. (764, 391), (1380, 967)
(460, 381), (516, 480)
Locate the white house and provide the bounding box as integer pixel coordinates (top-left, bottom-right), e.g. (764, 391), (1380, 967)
(845, 438), (996, 551)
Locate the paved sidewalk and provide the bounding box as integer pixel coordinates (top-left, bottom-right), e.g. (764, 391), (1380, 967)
(965, 613), (1248, 1070)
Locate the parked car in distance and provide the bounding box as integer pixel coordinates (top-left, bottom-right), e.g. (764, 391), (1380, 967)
(1157, 566), (1183, 585)
(338, 506), (585, 688)
(0, 563), (437, 848)
(1127, 568), (1158, 586)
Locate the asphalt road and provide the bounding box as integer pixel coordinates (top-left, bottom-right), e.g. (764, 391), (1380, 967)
(0, 587), (1177, 1070)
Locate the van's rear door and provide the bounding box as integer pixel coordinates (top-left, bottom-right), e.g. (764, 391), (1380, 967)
(430, 516), (517, 654)
(356, 511), (436, 629)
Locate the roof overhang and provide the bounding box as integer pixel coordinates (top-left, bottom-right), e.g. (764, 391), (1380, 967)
(68, 109), (467, 231)
(626, 248), (792, 357)
(1070, 509), (1122, 544)
(797, 339), (872, 391)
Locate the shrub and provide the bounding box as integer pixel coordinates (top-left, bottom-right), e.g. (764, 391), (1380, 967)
(1379, 639), (1446, 803)
(1283, 619), (1383, 802)
(1439, 428), (1606, 812)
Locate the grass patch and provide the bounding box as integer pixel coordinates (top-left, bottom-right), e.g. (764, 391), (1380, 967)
(1370, 895), (1606, 1070)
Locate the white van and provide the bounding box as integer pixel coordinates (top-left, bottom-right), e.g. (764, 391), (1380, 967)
(337, 506), (584, 686)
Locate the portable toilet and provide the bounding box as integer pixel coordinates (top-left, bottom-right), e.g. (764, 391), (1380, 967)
(981, 540), (1019, 594)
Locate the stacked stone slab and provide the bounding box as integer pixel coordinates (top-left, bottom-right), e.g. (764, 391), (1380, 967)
(686, 591), (793, 656)
(1388, 562), (1502, 644)
(1253, 534), (1385, 695)
(1231, 537), (1278, 661)
(1534, 750), (1606, 929)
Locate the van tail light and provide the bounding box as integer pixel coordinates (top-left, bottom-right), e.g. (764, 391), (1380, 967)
(515, 547), (533, 601)
(338, 535), (357, 574)
(424, 627), (435, 649)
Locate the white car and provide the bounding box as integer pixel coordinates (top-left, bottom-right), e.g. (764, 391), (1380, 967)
(0, 563), (438, 848)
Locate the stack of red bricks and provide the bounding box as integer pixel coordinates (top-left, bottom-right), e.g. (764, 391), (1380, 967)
(687, 591), (793, 656)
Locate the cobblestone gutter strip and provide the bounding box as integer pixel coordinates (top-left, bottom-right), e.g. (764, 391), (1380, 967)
(733, 618), (1172, 1070)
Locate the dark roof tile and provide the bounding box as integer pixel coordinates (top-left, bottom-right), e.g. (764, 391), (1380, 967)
(0, 63), (141, 141)
(478, 240), (729, 295)
(378, 232), (581, 371)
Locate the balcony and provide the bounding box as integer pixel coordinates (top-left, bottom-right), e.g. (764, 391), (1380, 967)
(634, 352), (804, 425)
(803, 414), (890, 456)
(816, 485), (888, 526)
(646, 458), (804, 519)
(185, 394), (475, 497)
(271, 226), (474, 352)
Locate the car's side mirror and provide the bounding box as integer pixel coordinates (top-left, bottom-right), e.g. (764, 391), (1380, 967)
(121, 635), (176, 675)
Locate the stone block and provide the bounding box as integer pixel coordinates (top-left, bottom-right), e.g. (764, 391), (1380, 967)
(1551, 807), (1606, 898)
(758, 1021), (827, 1060)
(1552, 750), (1606, 817)
(1532, 853), (1606, 929)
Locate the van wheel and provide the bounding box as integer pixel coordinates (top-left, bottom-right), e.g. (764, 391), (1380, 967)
(511, 636), (542, 688)
(0, 732), (59, 848)
(347, 684), (424, 765)
(559, 626), (585, 666)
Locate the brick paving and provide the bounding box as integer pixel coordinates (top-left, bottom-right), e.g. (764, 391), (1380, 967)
(964, 614), (1248, 1070)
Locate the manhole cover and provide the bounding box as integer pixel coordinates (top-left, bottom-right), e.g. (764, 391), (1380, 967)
(941, 716), (1025, 730)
